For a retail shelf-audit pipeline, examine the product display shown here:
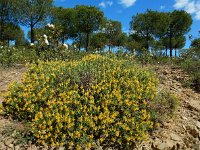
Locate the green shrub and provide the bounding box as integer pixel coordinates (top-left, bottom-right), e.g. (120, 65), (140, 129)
(0, 45), (88, 68)
(39, 49), (87, 62)
(180, 58), (200, 92)
(180, 58), (200, 73)
(0, 47), (38, 67)
(149, 90), (179, 124)
(182, 74), (200, 92)
(0, 47), (15, 67)
(3, 54), (158, 149)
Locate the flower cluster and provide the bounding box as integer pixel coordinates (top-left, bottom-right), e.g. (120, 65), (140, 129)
(62, 43), (68, 50)
(43, 34), (49, 46)
(44, 24), (63, 48)
(30, 43), (34, 46)
(47, 23), (55, 29)
(3, 54), (158, 149)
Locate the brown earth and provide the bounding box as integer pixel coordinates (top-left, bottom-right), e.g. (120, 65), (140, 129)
(0, 65), (26, 104)
(136, 65), (200, 150)
(0, 64), (199, 150)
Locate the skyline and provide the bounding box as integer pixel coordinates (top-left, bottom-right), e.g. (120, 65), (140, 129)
(22, 0), (200, 48)
(53, 0), (200, 48)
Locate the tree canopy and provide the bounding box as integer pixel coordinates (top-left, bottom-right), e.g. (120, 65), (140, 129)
(14, 0), (53, 43)
(75, 5), (104, 51)
(130, 9), (192, 57)
(0, 0), (17, 43)
(166, 10), (192, 57)
(0, 2), (194, 57)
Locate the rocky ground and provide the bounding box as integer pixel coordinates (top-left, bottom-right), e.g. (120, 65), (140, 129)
(0, 64), (199, 150)
(137, 65), (200, 150)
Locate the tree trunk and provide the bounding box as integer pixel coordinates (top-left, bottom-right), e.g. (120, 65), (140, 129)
(86, 33), (90, 51)
(0, 21), (5, 44)
(109, 45), (111, 52)
(165, 46), (168, 56)
(0, 22), (3, 41)
(78, 44), (81, 51)
(30, 24), (34, 43)
(146, 33), (149, 50)
(61, 34), (65, 44)
(79, 37), (81, 51)
(169, 36), (173, 57)
(146, 41), (149, 50)
(175, 48), (177, 57)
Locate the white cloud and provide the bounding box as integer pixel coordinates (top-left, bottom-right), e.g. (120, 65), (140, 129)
(107, 1), (113, 6)
(174, 0), (200, 20)
(119, 0), (136, 8)
(99, 1), (113, 8)
(99, 2), (106, 8)
(185, 1), (196, 13)
(160, 5), (165, 10)
(195, 11), (200, 20)
(174, 0), (189, 9)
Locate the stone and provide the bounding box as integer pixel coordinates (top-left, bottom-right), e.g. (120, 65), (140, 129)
(196, 121), (200, 129)
(27, 147), (32, 150)
(43, 143), (48, 149)
(170, 133), (182, 141)
(32, 145), (38, 150)
(58, 147), (65, 150)
(188, 100), (200, 111)
(163, 70), (169, 75)
(4, 138), (14, 146)
(182, 125), (186, 130)
(50, 147), (56, 150)
(187, 125), (199, 138)
(14, 145), (20, 150)
(0, 142), (6, 150)
(182, 116), (188, 120)
(152, 139), (176, 150)
(27, 145), (37, 150)
(8, 144), (14, 148)
(96, 146), (103, 150)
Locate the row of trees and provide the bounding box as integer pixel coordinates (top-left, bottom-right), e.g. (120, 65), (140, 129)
(0, 0), (25, 45)
(0, 0), (195, 57)
(130, 10), (192, 57)
(0, 0), (126, 51)
(33, 5), (126, 51)
(0, 0), (53, 46)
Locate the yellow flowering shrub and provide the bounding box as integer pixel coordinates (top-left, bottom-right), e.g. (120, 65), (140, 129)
(0, 103), (3, 114)
(3, 54), (158, 149)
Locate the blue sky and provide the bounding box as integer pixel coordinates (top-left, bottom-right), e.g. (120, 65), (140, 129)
(54, 0), (200, 48)
(25, 0), (200, 48)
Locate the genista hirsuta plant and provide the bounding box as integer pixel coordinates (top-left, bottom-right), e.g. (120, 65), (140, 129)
(4, 54), (158, 149)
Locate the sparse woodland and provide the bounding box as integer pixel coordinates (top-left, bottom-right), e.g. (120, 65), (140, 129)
(0, 0), (199, 150)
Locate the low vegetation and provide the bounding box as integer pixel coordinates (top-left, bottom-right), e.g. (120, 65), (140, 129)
(3, 54), (160, 148)
(0, 1), (199, 149)
(178, 50), (200, 92)
(149, 90), (179, 124)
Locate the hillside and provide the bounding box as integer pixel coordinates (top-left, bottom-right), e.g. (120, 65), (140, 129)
(0, 64), (199, 150)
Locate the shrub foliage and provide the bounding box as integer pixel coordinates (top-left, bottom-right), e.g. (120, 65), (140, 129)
(3, 54), (158, 149)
